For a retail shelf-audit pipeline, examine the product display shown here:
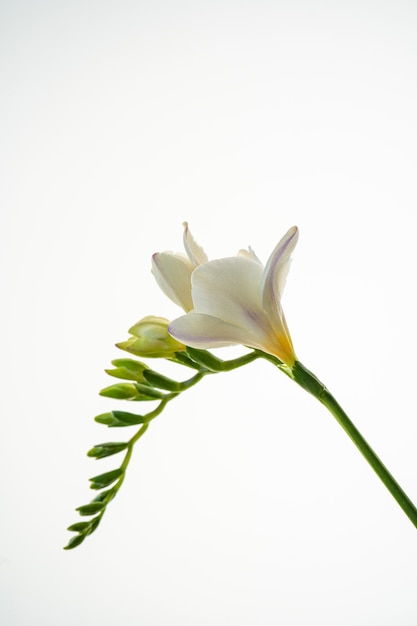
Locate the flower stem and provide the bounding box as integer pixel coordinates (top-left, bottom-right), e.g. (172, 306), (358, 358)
(292, 361), (417, 528)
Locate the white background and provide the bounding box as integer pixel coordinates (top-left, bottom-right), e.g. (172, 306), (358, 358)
(1, 1), (417, 624)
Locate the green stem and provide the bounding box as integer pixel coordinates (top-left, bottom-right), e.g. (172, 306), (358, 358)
(184, 347), (260, 372)
(220, 351), (261, 371)
(179, 371), (206, 389)
(292, 361), (417, 528)
(121, 422), (149, 471)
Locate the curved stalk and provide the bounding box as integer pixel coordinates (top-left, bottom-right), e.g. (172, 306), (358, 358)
(292, 361), (417, 528)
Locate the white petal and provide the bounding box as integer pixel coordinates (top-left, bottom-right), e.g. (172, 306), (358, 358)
(261, 226), (298, 317)
(238, 246), (262, 264)
(191, 257), (269, 335)
(183, 222), (208, 266)
(151, 252), (194, 311)
(169, 313), (258, 349)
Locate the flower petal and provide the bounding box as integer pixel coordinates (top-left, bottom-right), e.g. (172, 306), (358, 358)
(183, 222), (208, 266)
(151, 252), (194, 312)
(184, 256), (287, 354)
(191, 257), (263, 318)
(191, 256), (268, 335)
(238, 246), (262, 263)
(169, 313), (258, 349)
(261, 226), (298, 316)
(169, 311), (294, 361)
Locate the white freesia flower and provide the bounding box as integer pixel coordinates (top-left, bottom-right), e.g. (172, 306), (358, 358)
(152, 224), (299, 366)
(167, 226), (298, 366)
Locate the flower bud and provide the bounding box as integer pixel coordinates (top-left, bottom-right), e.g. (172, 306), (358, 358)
(116, 316), (186, 358)
(105, 358), (148, 382)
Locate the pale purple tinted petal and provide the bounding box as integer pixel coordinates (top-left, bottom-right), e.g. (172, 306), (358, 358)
(151, 252), (194, 312)
(183, 222), (208, 266)
(169, 313), (266, 350)
(261, 226), (298, 316)
(191, 257), (266, 331)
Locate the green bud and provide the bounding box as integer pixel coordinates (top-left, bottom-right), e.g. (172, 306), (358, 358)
(92, 490), (114, 503)
(88, 516), (102, 532)
(76, 502), (105, 516)
(99, 383), (139, 400)
(142, 369), (182, 391)
(105, 358), (148, 382)
(94, 410), (147, 427)
(87, 442), (128, 459)
(64, 534), (86, 549)
(89, 468), (123, 490)
(67, 521), (91, 533)
(117, 316), (185, 358)
(99, 382), (164, 401)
